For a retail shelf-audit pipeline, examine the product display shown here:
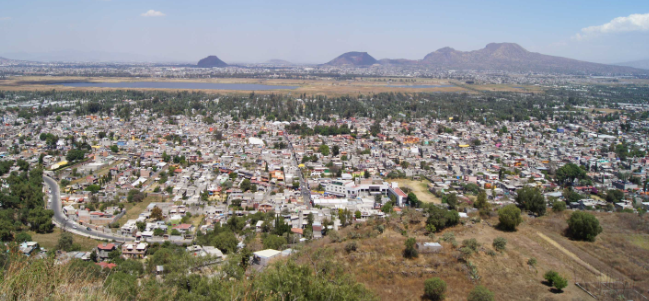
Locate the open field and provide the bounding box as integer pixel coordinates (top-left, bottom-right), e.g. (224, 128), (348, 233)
(394, 179), (441, 204)
(0, 76), (469, 96)
(116, 195), (165, 225)
(29, 228), (101, 251)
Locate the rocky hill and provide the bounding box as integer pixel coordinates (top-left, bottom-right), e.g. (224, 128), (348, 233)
(324, 52), (378, 66)
(197, 55), (228, 68)
(419, 43), (641, 74)
(615, 59), (649, 70)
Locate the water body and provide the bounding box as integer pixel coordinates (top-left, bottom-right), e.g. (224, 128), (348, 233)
(51, 81), (299, 91)
(386, 84), (455, 88)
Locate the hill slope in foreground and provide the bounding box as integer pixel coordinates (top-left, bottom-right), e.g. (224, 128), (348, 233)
(2, 209), (649, 300)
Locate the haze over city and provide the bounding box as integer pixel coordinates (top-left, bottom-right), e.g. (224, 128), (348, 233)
(1, 0), (649, 64)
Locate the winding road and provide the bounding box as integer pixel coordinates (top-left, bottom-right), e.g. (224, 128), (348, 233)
(43, 175), (134, 242)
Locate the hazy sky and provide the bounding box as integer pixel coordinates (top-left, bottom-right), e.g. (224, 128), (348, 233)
(1, 0), (649, 64)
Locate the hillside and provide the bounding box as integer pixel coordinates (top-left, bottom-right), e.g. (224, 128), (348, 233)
(325, 52), (378, 66)
(265, 59), (293, 65)
(197, 55), (228, 68)
(419, 43), (642, 74)
(0, 57), (10, 63)
(615, 59), (649, 70)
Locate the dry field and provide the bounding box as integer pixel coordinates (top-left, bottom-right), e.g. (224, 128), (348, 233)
(394, 179), (441, 204)
(29, 228), (101, 251)
(0, 76), (468, 96)
(116, 195), (166, 225)
(291, 209), (649, 300)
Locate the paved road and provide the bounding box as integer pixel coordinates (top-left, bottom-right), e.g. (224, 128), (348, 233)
(284, 134), (312, 208)
(43, 175), (134, 242)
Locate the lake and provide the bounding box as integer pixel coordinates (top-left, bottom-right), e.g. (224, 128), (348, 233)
(385, 84), (455, 88)
(51, 81), (299, 91)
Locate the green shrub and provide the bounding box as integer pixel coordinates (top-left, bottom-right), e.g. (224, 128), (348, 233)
(404, 237), (418, 259)
(552, 201), (566, 212)
(527, 257), (537, 266)
(462, 238), (480, 251)
(567, 211), (602, 241)
(492, 237), (507, 251)
(424, 277), (446, 300)
(544, 270), (559, 285)
(344, 241), (358, 253)
(467, 285), (495, 301)
(498, 204), (522, 231)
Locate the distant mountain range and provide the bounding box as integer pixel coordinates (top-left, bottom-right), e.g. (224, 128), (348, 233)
(324, 52), (378, 66)
(615, 59), (649, 70)
(197, 55), (228, 68)
(0, 50), (186, 63)
(325, 43), (644, 74)
(265, 59), (293, 65)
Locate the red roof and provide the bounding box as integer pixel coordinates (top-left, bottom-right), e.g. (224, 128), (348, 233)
(173, 224), (193, 230)
(393, 187), (407, 198)
(96, 262), (117, 269)
(291, 228), (304, 235)
(97, 243), (116, 250)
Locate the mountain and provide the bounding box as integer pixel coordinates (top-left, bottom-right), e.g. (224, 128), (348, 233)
(0, 57), (10, 63)
(325, 52), (378, 66)
(615, 59), (649, 70)
(197, 55), (228, 68)
(265, 59), (293, 65)
(419, 43), (641, 74)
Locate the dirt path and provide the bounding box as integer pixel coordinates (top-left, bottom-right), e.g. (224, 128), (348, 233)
(537, 232), (609, 281)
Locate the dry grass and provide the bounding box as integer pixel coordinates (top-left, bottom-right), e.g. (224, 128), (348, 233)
(29, 228), (101, 251)
(116, 195), (164, 225)
(394, 179), (441, 204)
(0, 76), (469, 97)
(289, 209), (649, 300)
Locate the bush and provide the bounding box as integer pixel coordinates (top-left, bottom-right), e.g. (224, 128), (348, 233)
(527, 257), (537, 266)
(544, 270), (559, 285)
(404, 237), (418, 259)
(344, 241), (358, 253)
(567, 211), (602, 241)
(544, 270), (568, 292)
(498, 204), (522, 231)
(467, 285), (495, 301)
(424, 277), (446, 300)
(462, 238), (480, 251)
(486, 250), (496, 256)
(552, 201), (566, 212)
(492, 237), (507, 251)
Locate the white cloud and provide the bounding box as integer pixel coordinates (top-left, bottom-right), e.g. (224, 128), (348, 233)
(574, 12), (649, 40)
(0, 17), (11, 21)
(141, 10), (166, 17)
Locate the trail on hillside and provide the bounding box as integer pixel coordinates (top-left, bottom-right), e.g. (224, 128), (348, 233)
(537, 232), (609, 282)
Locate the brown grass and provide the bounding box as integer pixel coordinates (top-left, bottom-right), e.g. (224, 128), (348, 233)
(116, 195), (165, 225)
(394, 179), (441, 204)
(0, 76), (469, 97)
(289, 209), (649, 300)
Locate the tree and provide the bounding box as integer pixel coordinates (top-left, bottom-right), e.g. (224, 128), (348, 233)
(426, 206), (459, 232)
(567, 211), (602, 241)
(263, 234), (286, 250)
(0, 220), (14, 241)
(57, 232), (76, 251)
(136, 221), (146, 232)
(150, 207), (163, 221)
(15, 232), (32, 242)
(153, 228), (165, 236)
(474, 191), (490, 215)
(444, 193), (458, 210)
(66, 149), (86, 162)
(28, 208), (54, 233)
(407, 192), (421, 207)
(240, 179), (251, 192)
(492, 237), (507, 251)
(403, 237), (418, 259)
(363, 170), (370, 178)
(332, 145), (340, 156)
(555, 163), (586, 186)
(424, 277), (446, 301)
(552, 201), (566, 212)
(110, 145), (119, 153)
(498, 204), (522, 231)
(515, 186), (546, 216)
(355, 210), (361, 219)
(467, 285), (495, 301)
(319, 144), (330, 156)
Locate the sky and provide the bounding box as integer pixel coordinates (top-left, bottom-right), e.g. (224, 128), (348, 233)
(1, 0), (649, 64)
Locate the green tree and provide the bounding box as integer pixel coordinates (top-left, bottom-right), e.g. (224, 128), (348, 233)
(444, 193), (458, 210)
(552, 201), (566, 212)
(424, 277), (446, 301)
(474, 191), (489, 213)
(515, 186), (546, 216)
(319, 144), (330, 156)
(403, 237), (418, 259)
(555, 163), (586, 186)
(567, 211), (602, 241)
(498, 204), (522, 231)
(492, 237), (507, 251)
(263, 234), (286, 250)
(240, 179), (251, 192)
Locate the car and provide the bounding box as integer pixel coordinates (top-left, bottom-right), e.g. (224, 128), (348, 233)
(72, 226), (78, 229)
(86, 227), (91, 231)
